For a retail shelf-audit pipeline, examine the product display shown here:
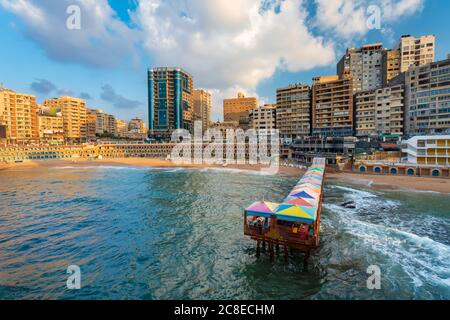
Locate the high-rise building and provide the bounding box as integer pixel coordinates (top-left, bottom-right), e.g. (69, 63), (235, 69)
(399, 34), (435, 73)
(337, 43), (383, 92)
(355, 84), (405, 137)
(249, 104), (277, 135)
(148, 67), (194, 136)
(128, 117), (146, 134)
(44, 96), (87, 142)
(223, 92), (258, 124)
(405, 57), (450, 136)
(0, 88), (39, 144)
(382, 49), (401, 86)
(116, 119), (128, 138)
(276, 84), (311, 142)
(86, 109), (97, 141)
(312, 75), (354, 137)
(38, 112), (64, 144)
(402, 135), (450, 166)
(193, 89), (212, 133)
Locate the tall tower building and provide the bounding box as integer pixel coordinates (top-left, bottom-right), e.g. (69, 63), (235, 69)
(0, 88), (39, 144)
(382, 49), (401, 86)
(193, 89), (212, 132)
(337, 43), (383, 92)
(399, 34), (435, 73)
(312, 75), (354, 137)
(276, 84), (311, 142)
(223, 92), (258, 124)
(148, 67), (194, 137)
(43, 96), (87, 143)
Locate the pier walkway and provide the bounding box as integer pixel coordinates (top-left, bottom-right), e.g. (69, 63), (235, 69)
(244, 158), (326, 264)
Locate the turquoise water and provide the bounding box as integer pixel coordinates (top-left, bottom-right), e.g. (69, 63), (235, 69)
(0, 166), (449, 300)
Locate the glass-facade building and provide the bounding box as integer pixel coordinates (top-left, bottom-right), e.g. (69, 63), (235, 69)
(148, 68), (194, 136)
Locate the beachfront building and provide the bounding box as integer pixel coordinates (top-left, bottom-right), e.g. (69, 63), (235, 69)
(402, 135), (450, 167)
(116, 119), (128, 138)
(0, 88), (39, 144)
(405, 57), (450, 136)
(38, 112), (64, 144)
(148, 67), (194, 138)
(312, 75), (354, 137)
(223, 92), (258, 124)
(193, 89), (212, 133)
(337, 43), (384, 93)
(43, 96), (87, 143)
(355, 84), (405, 138)
(382, 49), (401, 86)
(249, 104), (276, 135)
(399, 34), (435, 72)
(276, 84), (311, 143)
(86, 109), (97, 141)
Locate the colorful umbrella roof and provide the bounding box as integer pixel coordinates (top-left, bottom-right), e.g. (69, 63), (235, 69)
(244, 159), (325, 225)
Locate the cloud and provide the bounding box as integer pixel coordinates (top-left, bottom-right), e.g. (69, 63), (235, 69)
(0, 0), (138, 68)
(79, 92), (92, 100)
(100, 84), (142, 109)
(134, 0), (335, 91)
(313, 0), (425, 39)
(30, 78), (57, 94)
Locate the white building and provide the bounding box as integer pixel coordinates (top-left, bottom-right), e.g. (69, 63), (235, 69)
(249, 104), (277, 135)
(402, 135), (450, 166)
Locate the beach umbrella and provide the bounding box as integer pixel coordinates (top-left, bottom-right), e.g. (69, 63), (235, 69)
(289, 190), (315, 199)
(245, 201), (279, 218)
(286, 197), (314, 207)
(275, 204), (315, 224)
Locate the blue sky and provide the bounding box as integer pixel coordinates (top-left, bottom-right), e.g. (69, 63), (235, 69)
(0, 0), (449, 123)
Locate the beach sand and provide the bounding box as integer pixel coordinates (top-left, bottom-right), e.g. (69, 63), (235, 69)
(1, 158), (449, 193)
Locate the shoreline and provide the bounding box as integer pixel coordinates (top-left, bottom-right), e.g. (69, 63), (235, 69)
(1, 158), (450, 193)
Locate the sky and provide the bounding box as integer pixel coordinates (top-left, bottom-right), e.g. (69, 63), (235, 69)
(0, 0), (450, 124)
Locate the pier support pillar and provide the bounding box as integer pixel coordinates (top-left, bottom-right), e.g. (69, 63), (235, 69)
(256, 240), (261, 258)
(284, 245), (289, 264)
(269, 242), (274, 261)
(303, 251), (310, 270)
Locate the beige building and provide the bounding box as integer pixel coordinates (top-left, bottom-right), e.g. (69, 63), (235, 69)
(276, 84), (311, 141)
(210, 120), (239, 136)
(0, 88), (39, 144)
(128, 117), (146, 134)
(312, 75), (354, 137)
(44, 96), (87, 142)
(116, 119), (128, 137)
(249, 104), (276, 135)
(382, 49), (401, 86)
(399, 34), (435, 72)
(86, 109), (97, 141)
(193, 89), (212, 132)
(38, 113), (64, 144)
(223, 92), (257, 124)
(405, 57), (450, 136)
(355, 84), (404, 137)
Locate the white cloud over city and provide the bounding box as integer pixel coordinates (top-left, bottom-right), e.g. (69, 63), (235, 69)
(0, 0), (426, 120)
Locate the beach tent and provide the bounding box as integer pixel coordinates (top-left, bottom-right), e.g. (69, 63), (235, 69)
(275, 204), (315, 224)
(245, 201), (279, 218)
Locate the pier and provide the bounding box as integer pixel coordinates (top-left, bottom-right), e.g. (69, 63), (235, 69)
(244, 158), (326, 265)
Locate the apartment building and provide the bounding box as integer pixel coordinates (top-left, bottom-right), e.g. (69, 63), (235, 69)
(223, 92), (258, 124)
(148, 67), (194, 136)
(193, 89), (212, 132)
(402, 135), (450, 167)
(399, 34), (435, 73)
(312, 75), (354, 137)
(44, 96), (87, 142)
(405, 57), (450, 136)
(0, 89), (39, 144)
(38, 112), (64, 144)
(337, 43), (383, 92)
(249, 104), (276, 135)
(86, 109), (97, 141)
(128, 117), (146, 134)
(355, 84), (405, 137)
(276, 84), (311, 142)
(116, 119), (128, 137)
(382, 49), (401, 86)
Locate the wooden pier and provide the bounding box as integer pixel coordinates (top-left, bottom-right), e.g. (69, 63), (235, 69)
(244, 158), (326, 266)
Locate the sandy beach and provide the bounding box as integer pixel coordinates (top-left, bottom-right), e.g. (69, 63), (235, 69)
(1, 158), (450, 193)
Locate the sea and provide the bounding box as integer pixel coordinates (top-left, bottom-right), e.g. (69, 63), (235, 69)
(0, 165), (449, 300)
